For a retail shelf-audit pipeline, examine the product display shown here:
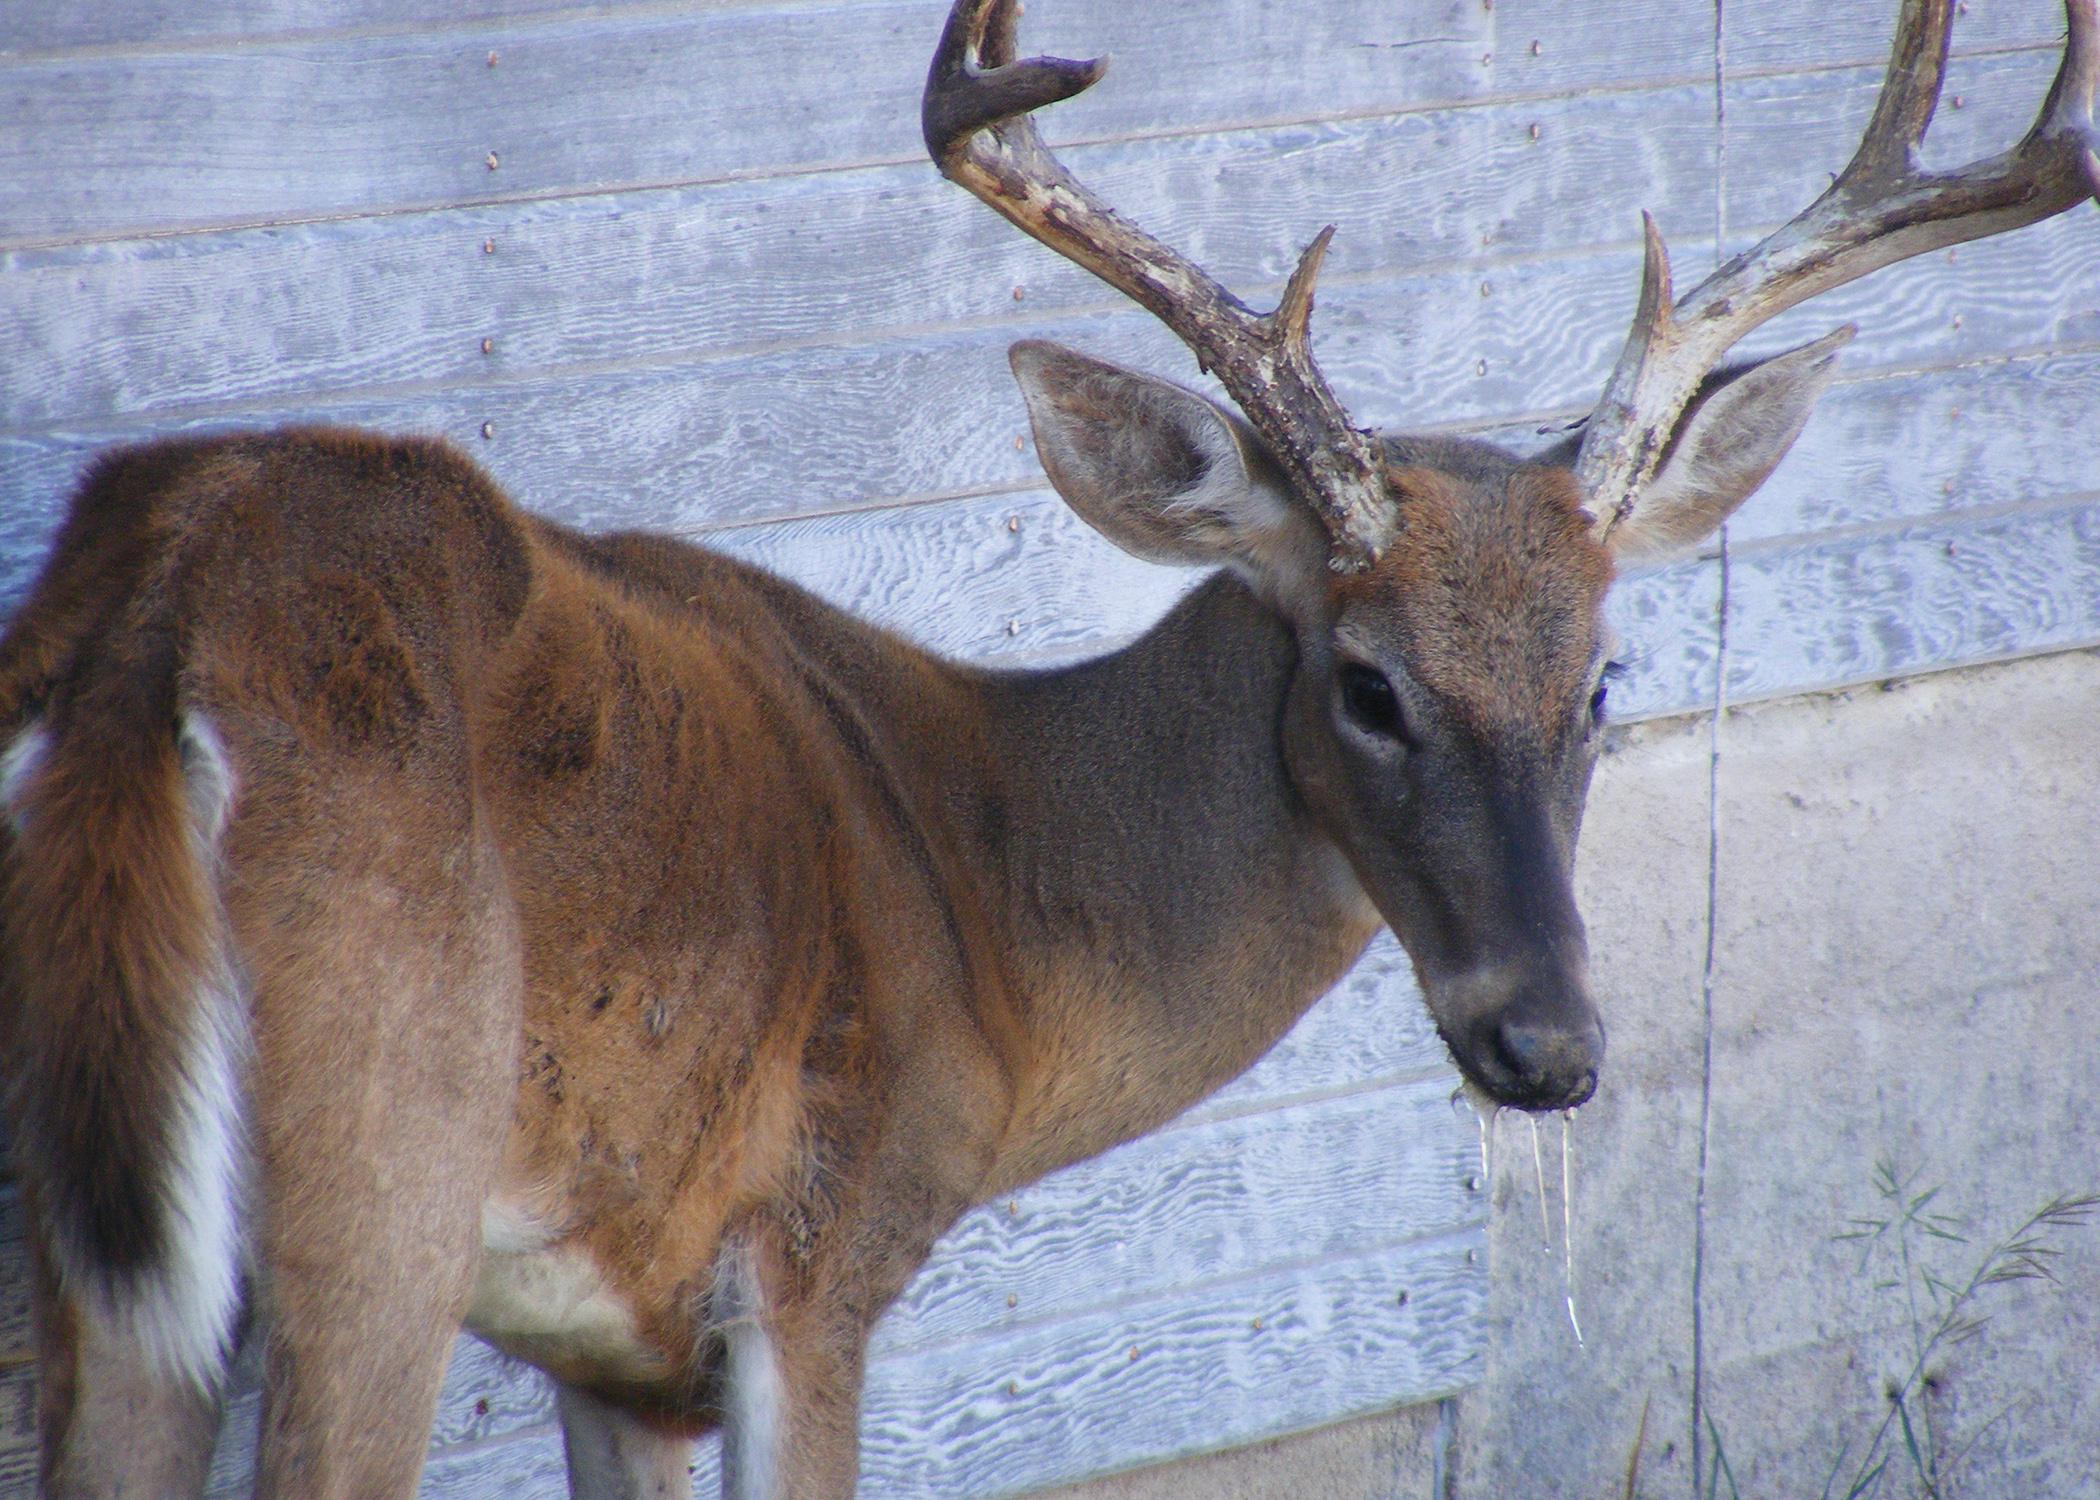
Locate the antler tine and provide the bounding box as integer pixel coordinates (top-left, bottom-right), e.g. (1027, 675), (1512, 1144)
(923, 0), (1395, 569)
(923, 0), (1104, 159)
(1851, 0), (1957, 177)
(1579, 0), (2100, 531)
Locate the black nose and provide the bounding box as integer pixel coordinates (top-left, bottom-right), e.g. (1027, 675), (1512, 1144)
(1493, 1016), (1604, 1110)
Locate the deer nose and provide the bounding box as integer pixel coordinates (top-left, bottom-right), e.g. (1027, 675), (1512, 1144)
(1493, 1016), (1604, 1110)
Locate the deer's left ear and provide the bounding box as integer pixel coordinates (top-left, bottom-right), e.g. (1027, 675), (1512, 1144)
(1605, 326), (1853, 561)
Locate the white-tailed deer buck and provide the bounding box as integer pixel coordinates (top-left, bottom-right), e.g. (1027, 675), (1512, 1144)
(2, 0), (2094, 1494)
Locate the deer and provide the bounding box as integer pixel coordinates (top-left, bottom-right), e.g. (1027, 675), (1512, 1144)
(0, 0), (2093, 1495)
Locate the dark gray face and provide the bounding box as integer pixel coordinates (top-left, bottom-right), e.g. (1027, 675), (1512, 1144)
(1279, 454), (1614, 1111)
(1009, 338), (1848, 1113)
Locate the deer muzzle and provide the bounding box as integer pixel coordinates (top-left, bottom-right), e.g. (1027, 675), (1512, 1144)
(1430, 957), (1604, 1113)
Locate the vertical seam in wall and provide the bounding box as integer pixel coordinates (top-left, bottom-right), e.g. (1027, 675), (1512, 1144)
(1433, 1394), (1459, 1499)
(1691, 3), (1729, 1496)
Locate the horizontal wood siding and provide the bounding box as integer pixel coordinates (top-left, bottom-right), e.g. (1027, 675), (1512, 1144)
(1, 0), (2093, 1494)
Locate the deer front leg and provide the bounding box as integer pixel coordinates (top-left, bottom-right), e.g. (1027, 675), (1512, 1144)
(557, 1384), (697, 1500)
(714, 1239), (870, 1500)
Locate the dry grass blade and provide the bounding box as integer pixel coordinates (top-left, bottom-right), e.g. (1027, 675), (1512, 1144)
(1621, 1394), (1651, 1500)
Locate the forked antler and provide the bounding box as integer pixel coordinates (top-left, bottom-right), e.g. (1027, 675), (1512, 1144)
(1578, 0), (2100, 537)
(929, 0), (2097, 559)
(924, 0), (1396, 569)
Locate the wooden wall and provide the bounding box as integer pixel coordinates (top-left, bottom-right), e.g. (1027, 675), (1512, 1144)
(1, 0), (2093, 1493)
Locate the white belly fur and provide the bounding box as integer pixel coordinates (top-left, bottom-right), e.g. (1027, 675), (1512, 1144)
(468, 1200), (659, 1377)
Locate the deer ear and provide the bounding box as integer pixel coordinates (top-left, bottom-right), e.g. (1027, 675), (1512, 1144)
(1009, 341), (1324, 592)
(1608, 326), (1854, 562)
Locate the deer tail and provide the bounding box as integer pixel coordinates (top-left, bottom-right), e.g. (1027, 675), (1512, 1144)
(2, 683), (246, 1389)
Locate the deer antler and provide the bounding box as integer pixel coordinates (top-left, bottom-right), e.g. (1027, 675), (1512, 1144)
(924, 0), (1396, 570)
(1579, 0), (2100, 537)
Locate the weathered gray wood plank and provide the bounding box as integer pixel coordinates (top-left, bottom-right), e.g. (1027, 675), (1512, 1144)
(876, 1075), (1476, 1358)
(409, 1226), (1479, 1497)
(43, 0), (2021, 96)
(1482, 0), (1714, 96)
(1, 81), (1727, 432)
(415, 1427), (576, 1500)
(201, 1338), (558, 1494)
(0, 1), (1492, 247)
(5, 212), (2087, 603)
(858, 1234), (1483, 1498)
(1722, 47), (2074, 233)
(1493, 0), (2054, 97)
(1724, 498), (2100, 703)
(2, 350), (2092, 740)
(1721, 0), (2066, 77)
(1732, 353), (2100, 546)
(4, 0), (615, 56)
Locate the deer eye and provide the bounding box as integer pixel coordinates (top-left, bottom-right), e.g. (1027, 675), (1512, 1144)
(1339, 662), (1408, 743)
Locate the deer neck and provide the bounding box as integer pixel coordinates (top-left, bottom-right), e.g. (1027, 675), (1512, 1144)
(970, 573), (1380, 1185)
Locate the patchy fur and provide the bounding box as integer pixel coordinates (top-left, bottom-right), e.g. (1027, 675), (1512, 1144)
(0, 411), (1624, 1491)
(1341, 462), (1614, 748)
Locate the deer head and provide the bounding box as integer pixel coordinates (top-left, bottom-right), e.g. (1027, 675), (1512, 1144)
(926, 0), (2098, 1111)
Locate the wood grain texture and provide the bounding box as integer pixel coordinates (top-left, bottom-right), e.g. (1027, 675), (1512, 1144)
(862, 1237), (1485, 1499)
(875, 1076), (1476, 1358)
(60, 0), (2036, 94)
(1495, 0), (2057, 95)
(1, 348), (2092, 730)
(1732, 353), (2100, 545)
(1, 81), (1726, 432)
(389, 1225), (1480, 1499)
(4, 0), (622, 56)
(0, 0), (1492, 247)
(1722, 47), (2078, 233)
(199, 1339), (561, 1495)
(1724, 499), (2100, 703)
(5, 208), (2087, 599)
(1720, 0), (2067, 78)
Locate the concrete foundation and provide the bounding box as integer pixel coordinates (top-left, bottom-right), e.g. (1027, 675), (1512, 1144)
(1031, 647), (2100, 1499)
